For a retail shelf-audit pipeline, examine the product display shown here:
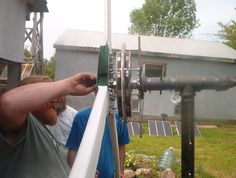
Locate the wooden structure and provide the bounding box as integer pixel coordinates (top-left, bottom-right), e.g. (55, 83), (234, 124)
(25, 12), (44, 75)
(0, 0), (48, 95)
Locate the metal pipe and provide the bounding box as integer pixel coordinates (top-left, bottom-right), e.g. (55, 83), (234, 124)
(107, 113), (120, 178)
(139, 76), (236, 92)
(181, 85), (195, 178)
(105, 1), (120, 176)
(130, 75), (236, 178)
(105, 0), (111, 52)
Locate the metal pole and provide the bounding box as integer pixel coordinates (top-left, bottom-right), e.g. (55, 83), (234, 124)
(137, 76), (236, 177)
(181, 85), (195, 178)
(107, 113), (120, 178)
(105, 1), (120, 177)
(139, 76), (236, 92)
(105, 0), (112, 51)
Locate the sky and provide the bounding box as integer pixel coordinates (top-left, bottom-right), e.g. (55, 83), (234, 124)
(36, 0), (236, 59)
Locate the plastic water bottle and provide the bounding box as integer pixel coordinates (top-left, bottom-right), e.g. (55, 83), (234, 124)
(158, 147), (176, 170)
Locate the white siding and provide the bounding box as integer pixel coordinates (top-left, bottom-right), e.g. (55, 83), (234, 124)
(55, 50), (98, 110)
(0, 0), (26, 62)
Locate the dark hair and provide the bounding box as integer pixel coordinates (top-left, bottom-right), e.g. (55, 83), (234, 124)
(18, 75), (52, 86)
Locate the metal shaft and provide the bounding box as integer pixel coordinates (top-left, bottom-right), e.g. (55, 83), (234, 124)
(107, 113), (120, 178)
(181, 85), (195, 178)
(130, 75), (236, 178)
(139, 76), (236, 92)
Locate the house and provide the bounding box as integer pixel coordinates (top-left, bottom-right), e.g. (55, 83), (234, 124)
(54, 30), (236, 120)
(0, 0), (48, 93)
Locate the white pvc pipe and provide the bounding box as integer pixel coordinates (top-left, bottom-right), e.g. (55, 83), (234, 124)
(69, 86), (109, 178)
(105, 0), (112, 51)
(105, 0), (120, 176)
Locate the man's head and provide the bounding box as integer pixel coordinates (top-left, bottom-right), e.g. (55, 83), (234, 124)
(18, 75), (58, 125)
(55, 96), (67, 114)
(18, 75), (52, 86)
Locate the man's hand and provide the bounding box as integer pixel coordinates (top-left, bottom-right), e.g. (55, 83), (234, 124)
(66, 73), (97, 96)
(95, 171), (100, 178)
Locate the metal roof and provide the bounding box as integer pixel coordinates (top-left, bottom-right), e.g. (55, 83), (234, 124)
(54, 30), (236, 63)
(27, 0), (48, 12)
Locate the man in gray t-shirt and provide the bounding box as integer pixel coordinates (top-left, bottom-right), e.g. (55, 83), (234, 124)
(0, 73), (96, 178)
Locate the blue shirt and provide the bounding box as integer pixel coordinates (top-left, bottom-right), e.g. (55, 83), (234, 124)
(66, 107), (130, 178)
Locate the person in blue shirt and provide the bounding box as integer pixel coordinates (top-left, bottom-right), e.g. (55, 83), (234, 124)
(66, 107), (130, 178)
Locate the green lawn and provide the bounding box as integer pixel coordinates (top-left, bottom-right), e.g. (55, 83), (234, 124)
(126, 123), (236, 178)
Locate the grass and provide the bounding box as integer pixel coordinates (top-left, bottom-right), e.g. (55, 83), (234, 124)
(126, 123), (236, 178)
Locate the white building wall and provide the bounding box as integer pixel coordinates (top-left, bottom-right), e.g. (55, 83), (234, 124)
(131, 55), (236, 120)
(55, 48), (236, 120)
(0, 0), (26, 62)
(55, 49), (98, 110)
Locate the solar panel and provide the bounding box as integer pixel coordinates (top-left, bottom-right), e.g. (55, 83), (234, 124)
(127, 122), (133, 136)
(148, 120), (157, 136)
(175, 121), (201, 136)
(194, 124), (201, 136)
(156, 121), (165, 136)
(127, 122), (141, 136)
(163, 121), (173, 136)
(175, 121), (181, 136)
(148, 120), (173, 136)
(132, 122), (141, 136)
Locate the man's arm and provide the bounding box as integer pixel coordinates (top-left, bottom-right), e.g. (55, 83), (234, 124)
(0, 73), (96, 132)
(67, 149), (77, 168)
(119, 144), (126, 177)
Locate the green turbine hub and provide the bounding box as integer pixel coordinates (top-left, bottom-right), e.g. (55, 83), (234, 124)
(97, 44), (109, 86)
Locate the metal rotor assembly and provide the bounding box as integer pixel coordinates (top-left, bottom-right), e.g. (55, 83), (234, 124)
(97, 43), (236, 178)
(97, 43), (134, 122)
(115, 47), (132, 121)
(98, 44), (236, 122)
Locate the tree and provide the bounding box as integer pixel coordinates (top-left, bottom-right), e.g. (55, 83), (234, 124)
(218, 9), (236, 50)
(24, 48), (31, 58)
(44, 55), (55, 79)
(24, 48), (32, 62)
(129, 0), (199, 38)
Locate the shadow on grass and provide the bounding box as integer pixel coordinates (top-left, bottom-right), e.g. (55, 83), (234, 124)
(196, 166), (215, 178)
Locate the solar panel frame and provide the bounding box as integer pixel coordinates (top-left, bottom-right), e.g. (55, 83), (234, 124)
(127, 122), (141, 136)
(127, 122), (133, 135)
(175, 121), (201, 136)
(148, 120), (158, 136)
(194, 123), (201, 136)
(156, 121), (165, 136)
(148, 120), (173, 136)
(132, 122), (141, 136)
(175, 121), (181, 136)
(163, 121), (173, 136)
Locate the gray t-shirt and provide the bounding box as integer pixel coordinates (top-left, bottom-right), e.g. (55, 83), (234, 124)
(0, 114), (70, 178)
